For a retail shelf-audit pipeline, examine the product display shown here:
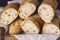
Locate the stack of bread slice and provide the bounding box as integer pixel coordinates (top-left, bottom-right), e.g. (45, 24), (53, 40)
(42, 18), (60, 35)
(0, 0), (60, 35)
(20, 14), (44, 34)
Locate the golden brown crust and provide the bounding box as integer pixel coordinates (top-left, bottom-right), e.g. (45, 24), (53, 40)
(29, 14), (44, 26)
(20, 0), (38, 6)
(9, 18), (23, 34)
(3, 3), (19, 12)
(42, 18), (60, 35)
(21, 14), (44, 33)
(41, 0), (58, 10)
(52, 18), (59, 27)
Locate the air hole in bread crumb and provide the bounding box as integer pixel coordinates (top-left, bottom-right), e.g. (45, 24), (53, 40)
(5, 12), (7, 14)
(26, 30), (29, 32)
(43, 7), (46, 10)
(47, 14), (49, 16)
(55, 31), (58, 33)
(25, 13), (27, 15)
(8, 14), (10, 16)
(33, 30), (35, 32)
(7, 21), (9, 23)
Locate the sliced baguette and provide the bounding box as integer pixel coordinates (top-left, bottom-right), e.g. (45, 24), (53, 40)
(1, 3), (19, 25)
(38, 0), (58, 23)
(18, 0), (38, 19)
(21, 14), (44, 34)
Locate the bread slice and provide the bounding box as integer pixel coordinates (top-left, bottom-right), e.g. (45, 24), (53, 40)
(38, 0), (58, 23)
(9, 18), (23, 35)
(1, 3), (19, 25)
(18, 0), (38, 19)
(20, 14), (44, 34)
(42, 18), (60, 35)
(21, 19), (40, 34)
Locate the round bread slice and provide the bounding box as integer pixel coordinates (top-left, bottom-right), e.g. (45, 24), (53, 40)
(38, 4), (54, 23)
(21, 18), (40, 34)
(42, 18), (60, 35)
(38, 0), (58, 23)
(42, 23), (60, 35)
(1, 3), (19, 25)
(18, 0), (38, 19)
(9, 18), (23, 35)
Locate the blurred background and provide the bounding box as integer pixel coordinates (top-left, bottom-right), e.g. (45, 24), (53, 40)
(0, 0), (60, 9)
(0, 0), (11, 6)
(0, 0), (59, 6)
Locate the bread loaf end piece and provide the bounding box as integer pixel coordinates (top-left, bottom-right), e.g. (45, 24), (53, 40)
(9, 18), (23, 35)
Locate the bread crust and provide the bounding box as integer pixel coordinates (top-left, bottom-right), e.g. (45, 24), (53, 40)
(42, 0), (58, 10)
(9, 18), (23, 34)
(20, 0), (38, 6)
(3, 3), (19, 11)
